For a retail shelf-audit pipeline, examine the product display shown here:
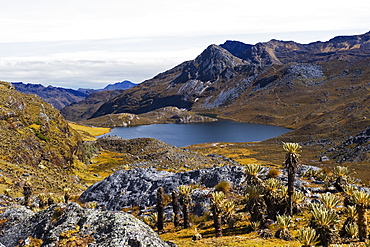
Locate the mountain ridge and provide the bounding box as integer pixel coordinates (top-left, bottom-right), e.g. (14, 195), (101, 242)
(12, 80), (136, 110)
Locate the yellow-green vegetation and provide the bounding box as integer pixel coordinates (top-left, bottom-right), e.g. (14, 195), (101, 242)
(68, 122), (110, 141)
(160, 226), (301, 247)
(0, 81), (87, 196)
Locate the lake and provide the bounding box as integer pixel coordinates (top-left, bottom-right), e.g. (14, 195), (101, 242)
(101, 120), (291, 147)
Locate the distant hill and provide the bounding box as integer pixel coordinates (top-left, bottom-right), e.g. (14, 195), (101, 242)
(12, 82), (89, 110)
(87, 31), (370, 146)
(12, 81), (136, 110)
(103, 80), (136, 91)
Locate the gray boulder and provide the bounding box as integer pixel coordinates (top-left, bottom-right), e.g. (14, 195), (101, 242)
(79, 165), (247, 211)
(0, 203), (173, 247)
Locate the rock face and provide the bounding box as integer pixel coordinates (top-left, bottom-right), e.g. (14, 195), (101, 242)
(0, 203), (172, 247)
(328, 126), (370, 162)
(79, 166), (246, 211)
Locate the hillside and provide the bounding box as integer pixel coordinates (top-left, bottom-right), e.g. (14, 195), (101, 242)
(88, 32), (370, 148)
(81, 106), (217, 127)
(60, 90), (125, 121)
(0, 81), (88, 195)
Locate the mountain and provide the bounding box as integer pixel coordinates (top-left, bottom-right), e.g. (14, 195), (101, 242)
(12, 82), (89, 110)
(60, 90), (126, 121)
(12, 80), (136, 110)
(89, 31), (370, 144)
(103, 80), (136, 90)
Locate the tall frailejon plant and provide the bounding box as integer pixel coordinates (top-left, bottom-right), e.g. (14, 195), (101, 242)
(351, 190), (370, 242)
(23, 180), (32, 207)
(283, 142), (301, 216)
(63, 187), (71, 203)
(178, 185), (193, 229)
(211, 191), (225, 237)
(156, 187), (165, 232)
(172, 191), (180, 227)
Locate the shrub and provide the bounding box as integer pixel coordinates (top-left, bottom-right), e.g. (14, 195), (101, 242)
(215, 181), (232, 194)
(267, 168), (281, 178)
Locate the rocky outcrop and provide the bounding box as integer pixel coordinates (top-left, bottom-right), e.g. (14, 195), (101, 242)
(79, 165), (246, 211)
(0, 203), (173, 247)
(94, 136), (238, 170)
(327, 127), (370, 162)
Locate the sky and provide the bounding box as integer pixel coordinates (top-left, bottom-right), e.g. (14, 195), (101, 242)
(0, 0), (369, 89)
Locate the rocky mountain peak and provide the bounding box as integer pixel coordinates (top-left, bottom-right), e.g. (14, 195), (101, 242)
(220, 40), (253, 59)
(173, 44), (245, 84)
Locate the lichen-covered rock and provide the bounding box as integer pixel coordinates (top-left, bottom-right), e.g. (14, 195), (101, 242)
(0, 203), (173, 247)
(328, 126), (370, 162)
(79, 165), (247, 211)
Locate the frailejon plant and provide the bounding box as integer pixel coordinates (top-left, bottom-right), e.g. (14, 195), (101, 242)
(283, 142), (301, 216)
(333, 166), (350, 192)
(244, 164), (264, 185)
(310, 204), (340, 247)
(351, 190), (370, 241)
(292, 190), (306, 214)
(222, 200), (237, 228)
(211, 191), (225, 237)
(63, 187), (71, 203)
(320, 193), (341, 210)
(345, 222), (359, 239)
(157, 187), (165, 232)
(340, 205), (357, 237)
(171, 191), (180, 227)
(23, 180), (32, 207)
(298, 227), (320, 247)
(263, 178), (284, 220)
(178, 185), (194, 229)
(37, 193), (48, 209)
(245, 184), (266, 223)
(275, 214), (294, 241)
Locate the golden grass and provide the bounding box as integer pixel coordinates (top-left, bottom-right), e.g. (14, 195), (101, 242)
(68, 122), (110, 141)
(160, 226), (301, 247)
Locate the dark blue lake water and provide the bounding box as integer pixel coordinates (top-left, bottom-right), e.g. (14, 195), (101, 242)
(101, 120), (291, 147)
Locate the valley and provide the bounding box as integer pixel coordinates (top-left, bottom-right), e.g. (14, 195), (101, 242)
(0, 31), (369, 246)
